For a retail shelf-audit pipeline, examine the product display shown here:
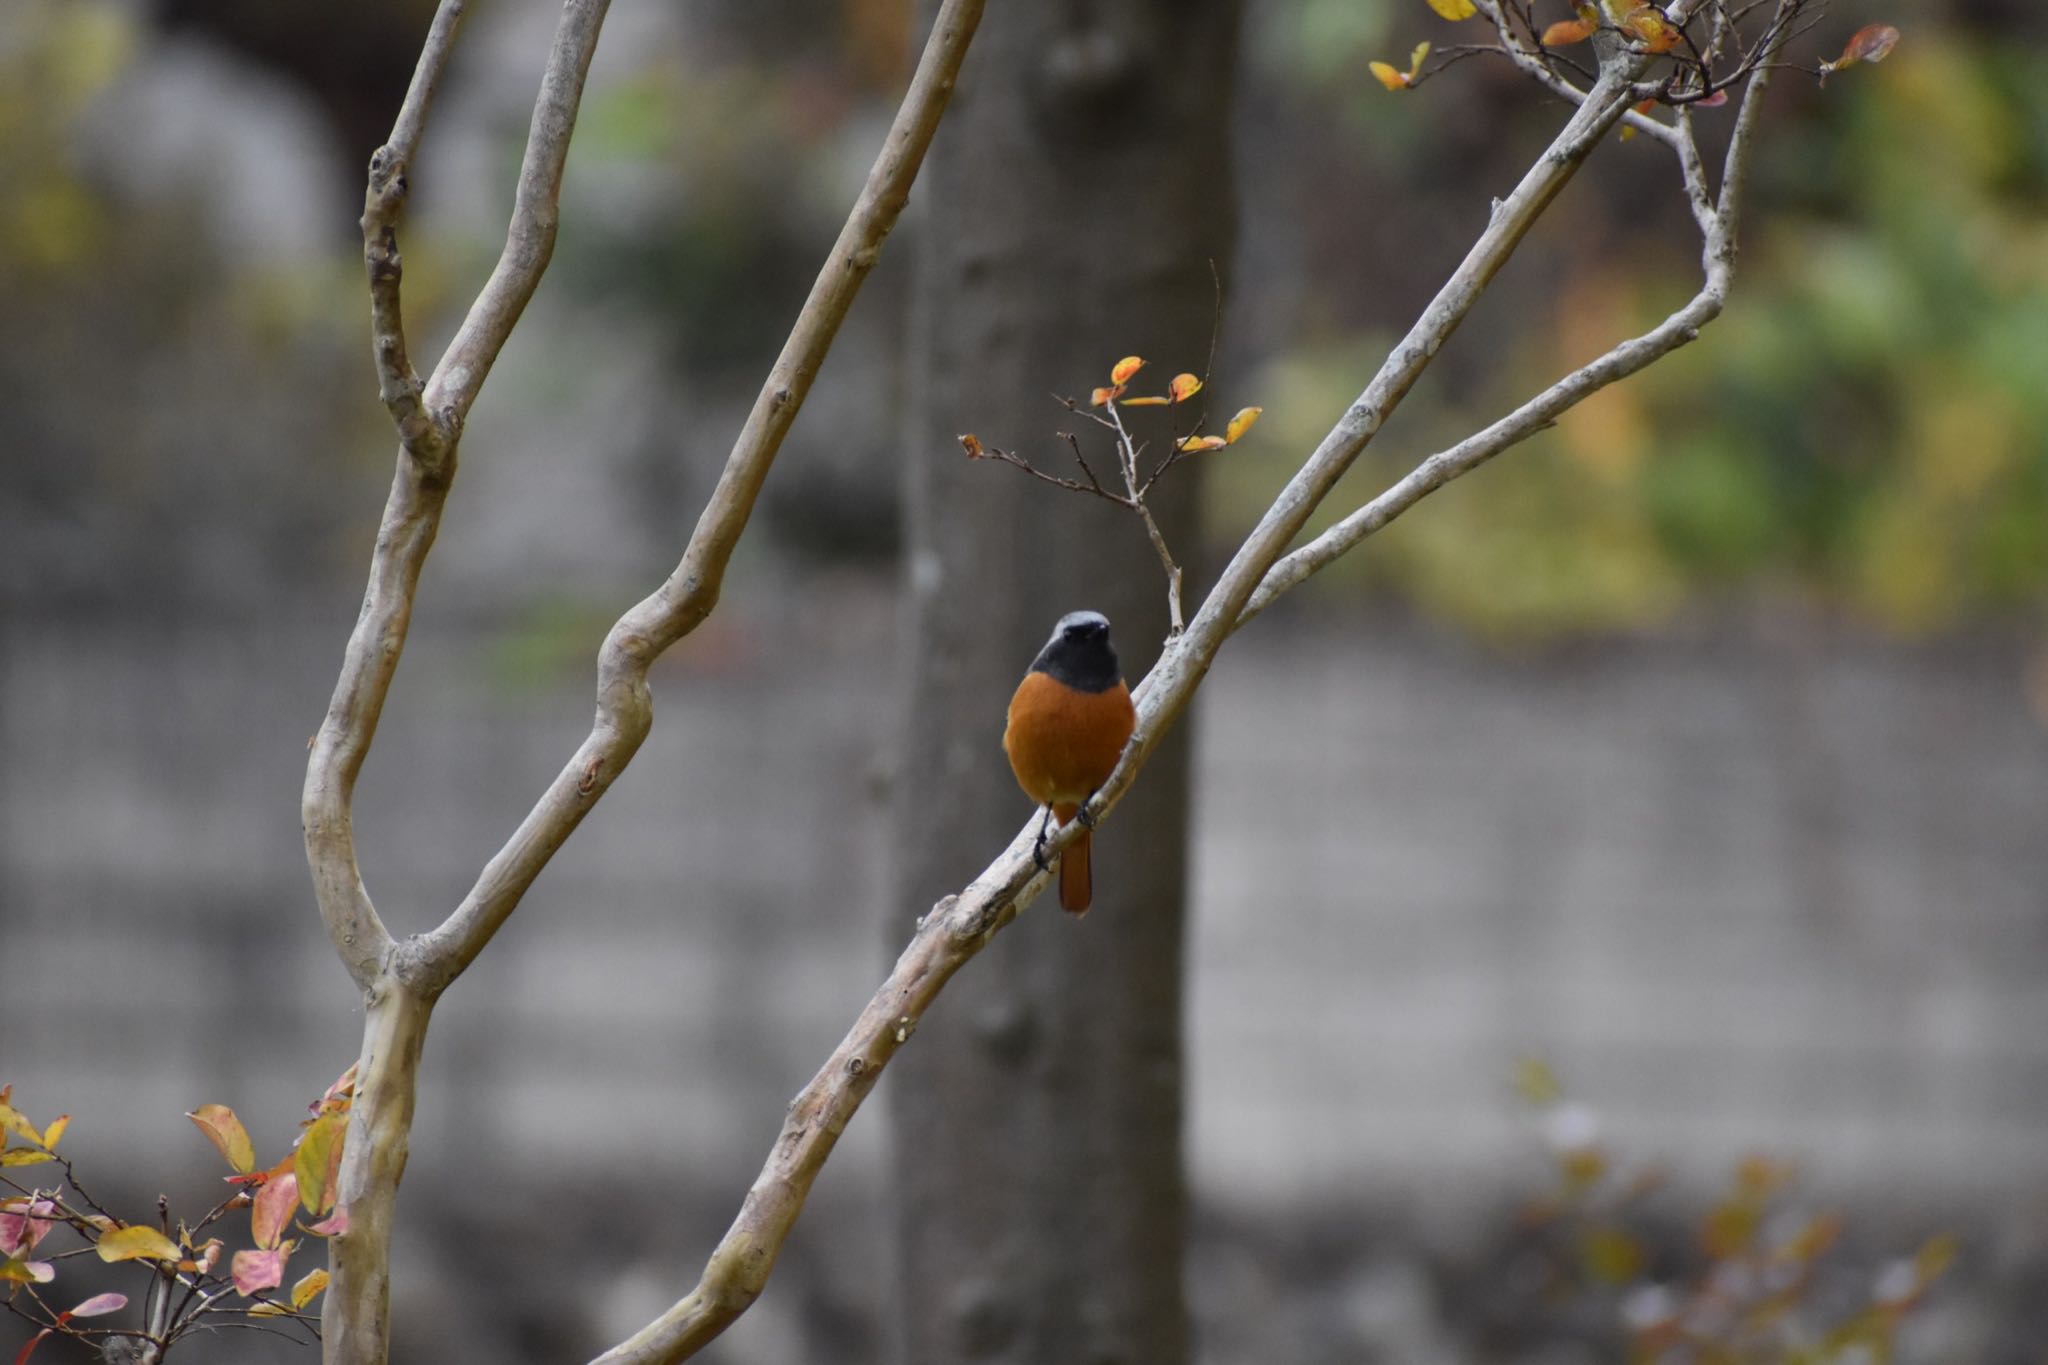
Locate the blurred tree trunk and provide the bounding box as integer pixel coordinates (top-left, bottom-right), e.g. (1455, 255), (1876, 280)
(887, 4), (1238, 1363)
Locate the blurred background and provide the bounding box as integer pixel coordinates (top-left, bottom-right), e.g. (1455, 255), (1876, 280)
(3, 0), (2047, 1360)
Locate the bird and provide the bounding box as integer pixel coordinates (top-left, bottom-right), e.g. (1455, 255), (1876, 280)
(1003, 609), (1137, 915)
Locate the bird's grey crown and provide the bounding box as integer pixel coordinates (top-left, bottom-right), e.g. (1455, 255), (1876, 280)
(1030, 610), (1120, 693)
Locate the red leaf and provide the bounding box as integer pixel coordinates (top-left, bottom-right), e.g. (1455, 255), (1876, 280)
(1821, 23), (1900, 83)
(252, 1172), (299, 1250)
(1840, 23), (1900, 65)
(0, 1199), (55, 1257)
(12, 1328), (51, 1365)
(232, 1243), (292, 1296)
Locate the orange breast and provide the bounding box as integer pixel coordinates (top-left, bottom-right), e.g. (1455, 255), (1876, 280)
(1003, 671), (1135, 813)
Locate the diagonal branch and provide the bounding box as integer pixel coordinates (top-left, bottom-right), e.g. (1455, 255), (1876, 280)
(1237, 1), (1791, 625)
(407, 0), (987, 996)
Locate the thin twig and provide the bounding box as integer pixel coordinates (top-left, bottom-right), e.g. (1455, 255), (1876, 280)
(1061, 430), (1115, 497)
(965, 437), (1131, 505)
(1104, 400), (1186, 633)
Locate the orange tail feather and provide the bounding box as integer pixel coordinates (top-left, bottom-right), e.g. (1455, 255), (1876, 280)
(1059, 826), (1092, 915)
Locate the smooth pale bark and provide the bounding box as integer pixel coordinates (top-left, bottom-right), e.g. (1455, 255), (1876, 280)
(888, 4), (1238, 1363)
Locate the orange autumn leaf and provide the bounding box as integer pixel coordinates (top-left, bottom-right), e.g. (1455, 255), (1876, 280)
(1175, 434), (1229, 453)
(1425, 0), (1477, 19)
(1224, 406), (1264, 443)
(1089, 385), (1120, 407)
(958, 433), (985, 458)
(1168, 372), (1202, 403)
(1542, 16), (1597, 44)
(1109, 355), (1145, 386)
(187, 1104), (255, 1174)
(1370, 60), (1413, 91)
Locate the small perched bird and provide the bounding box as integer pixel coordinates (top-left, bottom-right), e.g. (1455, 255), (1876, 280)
(1003, 610), (1137, 915)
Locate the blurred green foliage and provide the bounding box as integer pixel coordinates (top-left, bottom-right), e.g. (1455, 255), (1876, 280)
(1232, 3), (2048, 638)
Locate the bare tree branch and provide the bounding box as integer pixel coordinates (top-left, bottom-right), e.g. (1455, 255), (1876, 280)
(306, 0), (605, 998)
(313, 5), (617, 1360)
(409, 0), (987, 996)
(1104, 399), (1188, 634)
(1236, 2), (1791, 625)
(362, 0), (466, 459)
(586, 885), (1028, 1365)
(425, 0), (610, 432)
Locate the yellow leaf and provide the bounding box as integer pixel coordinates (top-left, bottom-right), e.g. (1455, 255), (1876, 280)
(39, 1116), (69, 1149)
(1224, 406), (1263, 443)
(1369, 61), (1412, 91)
(290, 1267), (331, 1310)
(1109, 355), (1145, 386)
(1168, 373), (1202, 403)
(1621, 6), (1681, 53)
(1913, 1232), (1959, 1286)
(295, 1114), (348, 1215)
(1119, 395), (1171, 406)
(1426, 0), (1477, 18)
(1580, 1223), (1645, 1284)
(187, 1105), (256, 1174)
(0, 1151), (55, 1167)
(1175, 435), (1229, 453)
(0, 1103), (42, 1148)
(248, 1302), (291, 1318)
(1409, 40), (1432, 75)
(97, 1226), (182, 1264)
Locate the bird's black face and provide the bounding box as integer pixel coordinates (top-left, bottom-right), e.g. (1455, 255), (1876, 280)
(1030, 610), (1121, 693)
